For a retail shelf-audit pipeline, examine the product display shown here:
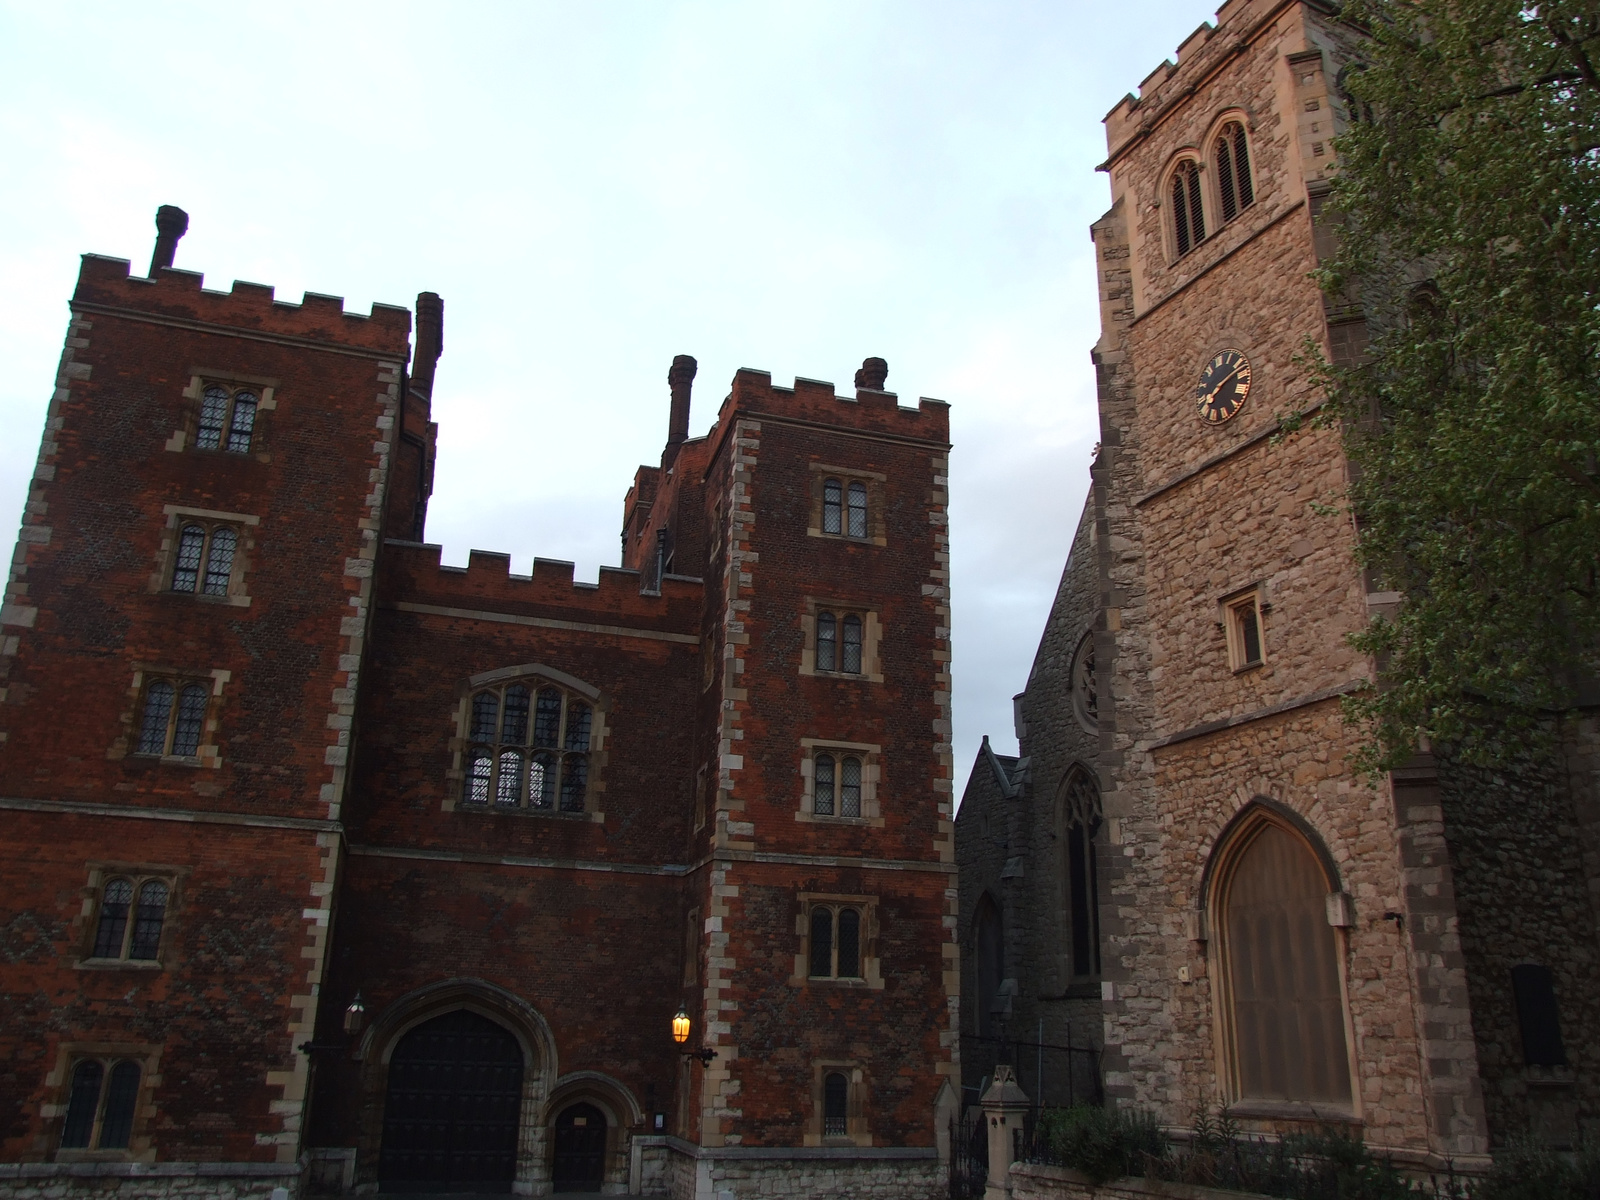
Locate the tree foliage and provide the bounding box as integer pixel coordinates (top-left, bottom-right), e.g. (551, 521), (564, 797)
(1310, 0), (1600, 770)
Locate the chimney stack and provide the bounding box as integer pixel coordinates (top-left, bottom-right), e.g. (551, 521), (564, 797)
(148, 205), (189, 275)
(663, 354), (697, 469)
(854, 357), (889, 391)
(412, 292), (444, 398)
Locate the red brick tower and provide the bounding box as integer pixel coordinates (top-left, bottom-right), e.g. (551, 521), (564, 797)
(0, 210), (415, 1187)
(1, 215), (957, 1199)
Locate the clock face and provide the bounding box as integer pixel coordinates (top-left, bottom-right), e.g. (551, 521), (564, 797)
(1195, 348), (1252, 425)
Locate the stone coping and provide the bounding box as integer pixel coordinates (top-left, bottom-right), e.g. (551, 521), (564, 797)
(1011, 1162), (1275, 1200)
(662, 1137), (937, 1161)
(0, 1162), (299, 1179)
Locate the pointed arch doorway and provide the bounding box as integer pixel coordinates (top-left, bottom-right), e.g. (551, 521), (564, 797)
(379, 1009), (524, 1193)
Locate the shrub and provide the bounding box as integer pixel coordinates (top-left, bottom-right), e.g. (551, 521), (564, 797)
(1034, 1104), (1165, 1185)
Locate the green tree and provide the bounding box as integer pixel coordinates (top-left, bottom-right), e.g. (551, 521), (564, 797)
(1309, 0), (1600, 770)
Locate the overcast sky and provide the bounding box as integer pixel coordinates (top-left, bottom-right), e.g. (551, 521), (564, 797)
(0, 1), (1211, 802)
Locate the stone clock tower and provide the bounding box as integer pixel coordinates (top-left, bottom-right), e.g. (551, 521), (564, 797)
(961, 0), (1600, 1168)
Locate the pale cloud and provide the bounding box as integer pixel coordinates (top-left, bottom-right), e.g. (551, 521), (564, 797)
(0, 0), (1212, 801)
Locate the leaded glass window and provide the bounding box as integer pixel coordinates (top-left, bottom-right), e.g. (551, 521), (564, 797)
(59, 1058), (142, 1151)
(462, 679), (594, 812)
(817, 613), (837, 671)
(809, 907), (833, 977)
(840, 756), (862, 818)
(814, 755), (835, 816)
(134, 680), (208, 758)
(822, 478), (843, 535)
(841, 615), (862, 674)
(172, 526), (205, 592)
(90, 876), (169, 961)
(202, 528), (236, 595)
(195, 383), (258, 454)
(1062, 769), (1103, 979)
(847, 481), (867, 538)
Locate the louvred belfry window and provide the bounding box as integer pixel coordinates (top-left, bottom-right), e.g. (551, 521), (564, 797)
(1215, 122), (1255, 224)
(462, 680), (593, 812)
(1171, 161), (1206, 256)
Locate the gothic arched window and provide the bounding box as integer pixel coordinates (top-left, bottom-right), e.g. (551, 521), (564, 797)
(462, 678), (594, 813)
(974, 893), (1003, 1037)
(1061, 769), (1102, 979)
(1213, 812), (1353, 1106)
(1171, 160), (1206, 256)
(1214, 122), (1255, 223)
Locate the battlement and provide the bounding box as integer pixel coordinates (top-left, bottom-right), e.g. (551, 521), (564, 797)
(716, 367), (950, 445)
(71, 253), (413, 355)
(1102, 0), (1289, 161)
(379, 540), (703, 633)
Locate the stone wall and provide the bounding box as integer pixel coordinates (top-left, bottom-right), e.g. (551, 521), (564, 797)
(0, 1163), (299, 1200)
(663, 1144), (941, 1200)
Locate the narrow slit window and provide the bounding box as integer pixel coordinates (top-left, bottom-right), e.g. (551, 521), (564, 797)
(823, 1072), (849, 1136)
(847, 482), (868, 538)
(809, 907), (834, 978)
(817, 612), (837, 672)
(814, 754), (836, 815)
(840, 757), (862, 818)
(171, 526), (205, 592)
(136, 683), (175, 756)
(93, 879), (133, 958)
(201, 528), (236, 596)
(1227, 593), (1264, 669)
(171, 684), (208, 757)
(822, 478), (843, 535)
(841, 615), (862, 674)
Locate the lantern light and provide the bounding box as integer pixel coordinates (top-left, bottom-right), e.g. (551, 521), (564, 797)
(343, 991), (366, 1036)
(671, 1007), (691, 1045)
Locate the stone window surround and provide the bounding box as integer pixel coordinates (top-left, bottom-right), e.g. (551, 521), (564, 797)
(1201, 803), (1360, 1122)
(806, 462), (888, 546)
(75, 862), (186, 971)
(803, 1060), (871, 1148)
(40, 1041), (164, 1164)
(442, 662), (607, 822)
(110, 666), (230, 769)
(790, 892), (883, 991)
(1069, 631), (1097, 732)
(164, 370), (279, 457)
(1157, 108), (1260, 265)
(797, 738), (884, 828)
(150, 505), (260, 608)
(1219, 584), (1267, 673)
(798, 599), (884, 683)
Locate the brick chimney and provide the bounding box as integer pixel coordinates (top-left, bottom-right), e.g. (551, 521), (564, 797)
(412, 292), (444, 398)
(148, 205), (189, 275)
(663, 354), (697, 470)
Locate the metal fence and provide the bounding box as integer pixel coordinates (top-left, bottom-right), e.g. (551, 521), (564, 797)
(959, 1033), (1103, 1111)
(948, 1106), (988, 1200)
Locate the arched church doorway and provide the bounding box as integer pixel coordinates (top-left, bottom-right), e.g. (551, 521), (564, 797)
(550, 1102), (608, 1192)
(378, 1009), (524, 1193)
